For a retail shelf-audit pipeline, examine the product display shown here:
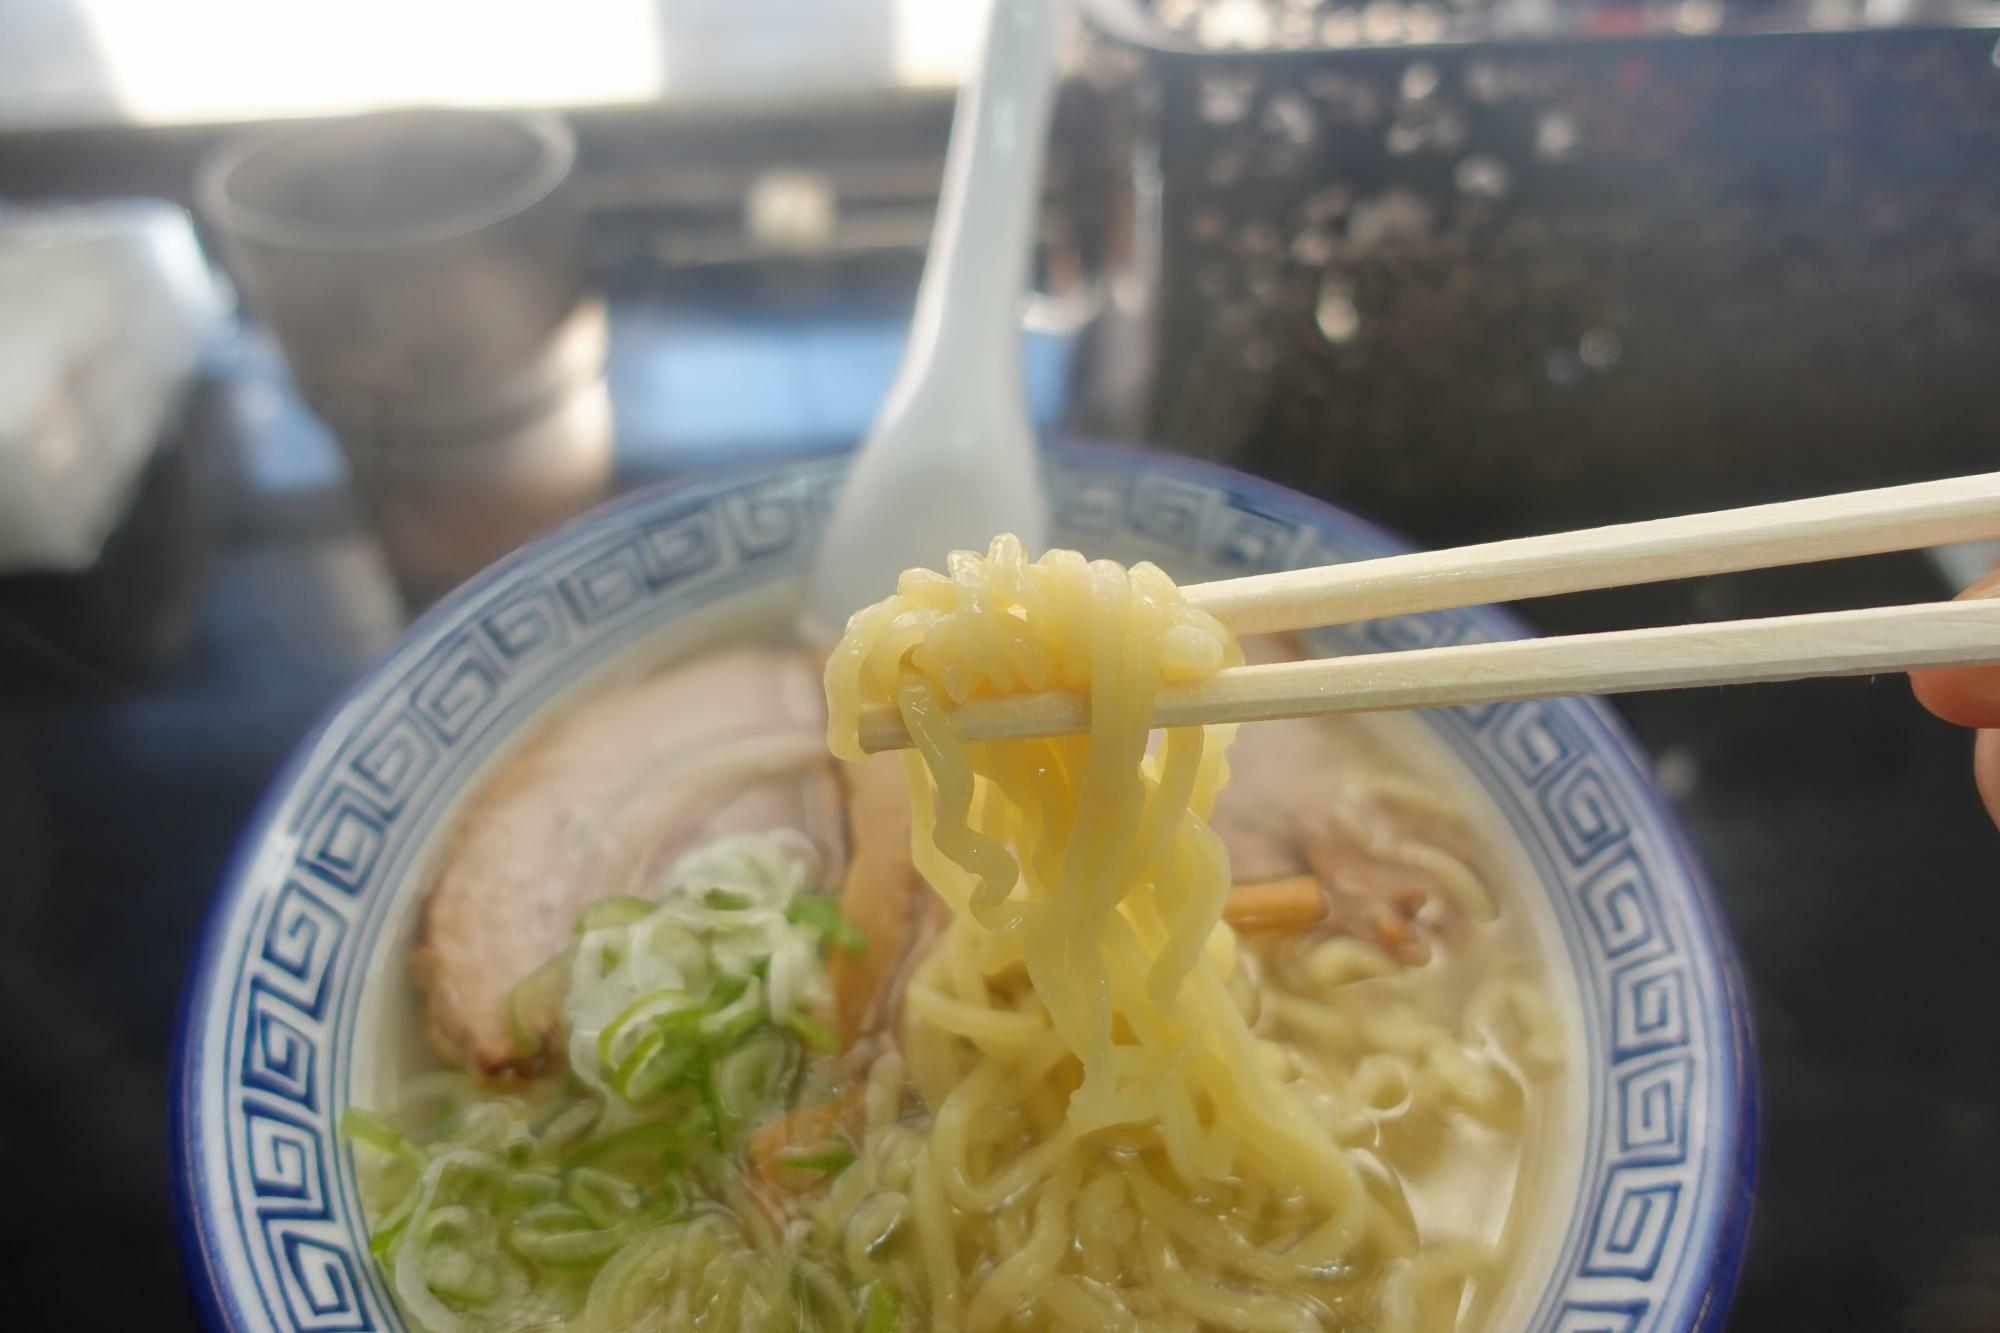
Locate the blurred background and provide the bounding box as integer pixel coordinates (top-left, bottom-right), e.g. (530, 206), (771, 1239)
(2, 0), (1999, 1327)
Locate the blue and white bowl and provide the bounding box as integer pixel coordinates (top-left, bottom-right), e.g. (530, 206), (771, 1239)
(174, 445), (1755, 1332)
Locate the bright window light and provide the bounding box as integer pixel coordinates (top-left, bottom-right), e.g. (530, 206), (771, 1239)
(893, 0), (982, 88)
(75, 0), (664, 125)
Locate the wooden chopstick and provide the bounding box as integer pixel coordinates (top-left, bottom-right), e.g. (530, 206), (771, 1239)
(1182, 471), (2000, 635)
(850, 472), (2000, 752)
(854, 600), (2000, 753)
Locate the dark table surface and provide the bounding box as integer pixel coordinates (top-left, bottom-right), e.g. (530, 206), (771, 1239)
(1, 300), (1996, 1333)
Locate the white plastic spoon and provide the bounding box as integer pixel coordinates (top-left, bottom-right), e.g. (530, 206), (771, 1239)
(803, 0), (1060, 639)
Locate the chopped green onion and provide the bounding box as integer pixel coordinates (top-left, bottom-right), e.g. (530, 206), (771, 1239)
(437, 1101), (515, 1153)
(560, 1122), (685, 1183)
(598, 989), (708, 1071)
(501, 1172), (561, 1212)
(354, 832), (869, 1324)
(504, 947), (574, 1060)
(531, 1098), (602, 1153)
(367, 1201), (412, 1261)
(509, 1224), (620, 1269)
(785, 894), (867, 954)
(420, 1203), (478, 1242)
(861, 1283), (902, 1332)
(706, 1031), (798, 1145)
(675, 1100), (721, 1153)
(430, 1151), (508, 1202)
(506, 1202), (621, 1267)
(611, 1029), (699, 1103)
(696, 975), (765, 1046)
(572, 896), (658, 936)
(639, 921), (709, 983)
(634, 1179), (685, 1225)
(341, 1107), (424, 1168)
(416, 1213), (502, 1305)
(785, 1011), (840, 1053)
(394, 1070), (480, 1136)
(563, 1167), (642, 1229)
(776, 1142), (855, 1175)
(708, 971), (752, 1004)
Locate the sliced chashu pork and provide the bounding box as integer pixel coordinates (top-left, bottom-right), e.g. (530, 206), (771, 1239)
(827, 751), (948, 1042)
(415, 647), (844, 1073)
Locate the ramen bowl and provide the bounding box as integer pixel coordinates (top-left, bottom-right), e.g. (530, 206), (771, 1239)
(173, 444), (1754, 1331)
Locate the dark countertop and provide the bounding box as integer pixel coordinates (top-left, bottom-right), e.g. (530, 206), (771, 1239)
(1, 303), (1996, 1333)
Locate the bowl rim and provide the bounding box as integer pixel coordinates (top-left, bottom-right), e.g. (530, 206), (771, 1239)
(171, 440), (1757, 1332)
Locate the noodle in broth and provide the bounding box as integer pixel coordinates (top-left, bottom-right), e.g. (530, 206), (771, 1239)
(349, 537), (1564, 1333)
(822, 537), (1563, 1330)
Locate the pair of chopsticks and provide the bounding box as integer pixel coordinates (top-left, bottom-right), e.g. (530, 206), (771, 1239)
(853, 472), (2000, 754)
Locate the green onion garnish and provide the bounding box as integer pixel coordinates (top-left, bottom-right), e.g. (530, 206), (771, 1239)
(341, 1107), (422, 1165)
(706, 1031), (798, 1145)
(785, 1011), (840, 1052)
(351, 833), (874, 1325)
(597, 988), (708, 1072)
(560, 1122), (685, 1181)
(697, 975), (765, 1047)
(785, 894), (868, 954)
(562, 1167), (641, 1229)
(505, 1202), (621, 1267)
(777, 1142), (856, 1175)
(571, 895), (658, 937)
(861, 1283), (902, 1332)
(611, 1029), (699, 1103)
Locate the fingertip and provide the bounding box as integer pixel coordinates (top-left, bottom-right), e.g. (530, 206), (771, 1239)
(1977, 730), (2000, 830)
(1909, 570), (2000, 729)
(1911, 664), (2000, 729)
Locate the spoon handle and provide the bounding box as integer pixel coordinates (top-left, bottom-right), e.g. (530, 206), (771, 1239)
(892, 0), (1060, 426)
(804, 0), (1062, 640)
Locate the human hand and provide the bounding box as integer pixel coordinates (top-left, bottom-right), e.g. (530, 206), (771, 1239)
(1908, 570), (2000, 830)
